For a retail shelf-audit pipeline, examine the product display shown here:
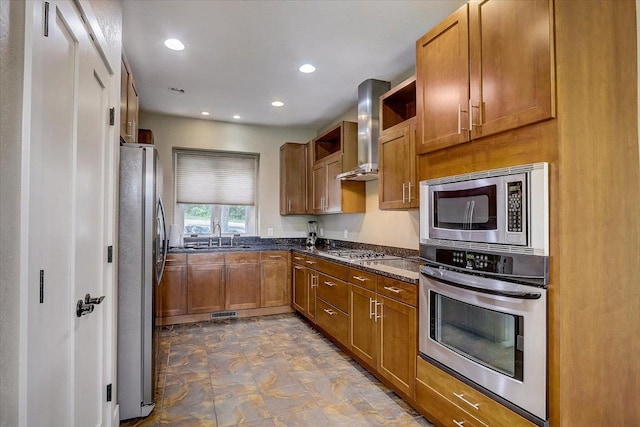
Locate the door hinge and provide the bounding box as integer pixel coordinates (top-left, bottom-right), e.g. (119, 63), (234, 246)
(109, 108), (115, 126)
(106, 384), (112, 402)
(107, 245), (113, 263)
(39, 270), (44, 303)
(43, 2), (49, 37)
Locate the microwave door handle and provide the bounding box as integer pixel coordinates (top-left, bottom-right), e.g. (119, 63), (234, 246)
(468, 200), (475, 229)
(421, 266), (542, 300)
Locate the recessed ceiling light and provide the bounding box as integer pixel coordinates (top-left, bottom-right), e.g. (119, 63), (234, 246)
(201, 111), (210, 116)
(271, 101), (284, 107)
(299, 64), (316, 73)
(164, 38), (185, 51)
(233, 115), (241, 119)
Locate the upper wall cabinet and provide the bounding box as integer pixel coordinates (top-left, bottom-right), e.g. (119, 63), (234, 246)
(415, 0), (555, 154)
(280, 142), (308, 215)
(311, 121), (365, 214)
(120, 54), (139, 143)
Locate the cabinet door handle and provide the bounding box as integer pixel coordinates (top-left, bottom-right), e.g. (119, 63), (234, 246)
(305, 260), (316, 265)
(369, 297), (376, 319)
(352, 275), (367, 282)
(374, 301), (382, 321)
(383, 286), (402, 294)
(408, 182), (412, 203)
(294, 256), (304, 260)
(269, 255), (282, 259)
(323, 281), (336, 287)
(294, 266), (303, 270)
(288, 199), (291, 212)
(311, 274), (318, 288)
(470, 99), (483, 128)
(402, 183), (406, 203)
(323, 308), (336, 316)
(458, 104), (470, 133)
(453, 393), (480, 410)
(453, 420), (466, 427)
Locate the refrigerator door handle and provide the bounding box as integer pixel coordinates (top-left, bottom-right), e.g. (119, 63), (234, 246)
(157, 197), (168, 284)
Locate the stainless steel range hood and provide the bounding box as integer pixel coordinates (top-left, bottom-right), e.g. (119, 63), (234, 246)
(336, 79), (390, 181)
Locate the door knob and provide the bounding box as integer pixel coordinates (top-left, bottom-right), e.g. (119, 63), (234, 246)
(84, 293), (105, 305)
(76, 299), (95, 317)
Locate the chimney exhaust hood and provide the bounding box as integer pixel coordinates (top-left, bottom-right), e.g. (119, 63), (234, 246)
(336, 79), (390, 181)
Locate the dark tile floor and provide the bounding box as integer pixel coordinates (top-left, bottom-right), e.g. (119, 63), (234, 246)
(121, 313), (433, 426)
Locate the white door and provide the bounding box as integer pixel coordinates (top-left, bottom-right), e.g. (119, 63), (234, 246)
(26, 1), (112, 425)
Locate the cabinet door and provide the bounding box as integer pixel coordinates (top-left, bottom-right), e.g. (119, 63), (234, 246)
(379, 126), (411, 209)
(469, 0), (554, 139)
(350, 285), (378, 370)
(325, 156), (342, 212)
(279, 143), (307, 215)
(416, 4), (470, 154)
(311, 162), (326, 213)
(226, 263), (261, 310)
(377, 295), (416, 398)
(156, 264), (186, 317)
(261, 257), (290, 307)
(187, 264), (225, 314)
(292, 265), (308, 313)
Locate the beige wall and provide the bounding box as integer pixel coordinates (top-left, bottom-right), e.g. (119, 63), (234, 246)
(138, 111), (318, 238)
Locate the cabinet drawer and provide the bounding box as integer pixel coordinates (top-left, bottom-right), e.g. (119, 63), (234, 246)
(261, 251), (290, 262)
(348, 268), (377, 291)
(186, 252), (224, 265)
(377, 276), (416, 306)
(416, 357), (536, 427)
(416, 377), (487, 427)
(225, 251), (260, 263)
(316, 273), (349, 313)
(165, 253), (187, 265)
(302, 255), (319, 268)
(315, 258), (349, 281)
(316, 299), (349, 349)
(292, 253), (307, 265)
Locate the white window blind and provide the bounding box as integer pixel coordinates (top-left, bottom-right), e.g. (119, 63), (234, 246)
(175, 150), (258, 205)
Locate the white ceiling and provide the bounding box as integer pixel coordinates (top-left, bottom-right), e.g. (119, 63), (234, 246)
(122, 0), (466, 130)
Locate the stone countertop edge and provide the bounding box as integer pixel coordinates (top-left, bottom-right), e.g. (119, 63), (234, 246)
(168, 245), (419, 284)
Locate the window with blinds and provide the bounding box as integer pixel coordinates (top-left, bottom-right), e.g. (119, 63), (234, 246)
(174, 149), (259, 236)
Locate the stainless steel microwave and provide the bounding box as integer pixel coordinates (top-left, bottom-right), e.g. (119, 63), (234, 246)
(420, 163), (549, 256)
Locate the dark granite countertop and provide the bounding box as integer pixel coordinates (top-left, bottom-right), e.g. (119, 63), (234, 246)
(168, 239), (420, 283)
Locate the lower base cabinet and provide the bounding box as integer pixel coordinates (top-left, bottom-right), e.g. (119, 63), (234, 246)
(416, 357), (536, 427)
(292, 255), (317, 322)
(316, 298), (349, 348)
(226, 252), (261, 310)
(157, 254), (187, 317)
(186, 253), (225, 314)
(261, 251), (291, 307)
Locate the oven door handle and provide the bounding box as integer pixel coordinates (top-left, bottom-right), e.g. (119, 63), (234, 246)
(421, 266), (542, 300)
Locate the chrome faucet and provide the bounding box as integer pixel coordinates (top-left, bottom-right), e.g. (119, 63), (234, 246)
(212, 222), (222, 247)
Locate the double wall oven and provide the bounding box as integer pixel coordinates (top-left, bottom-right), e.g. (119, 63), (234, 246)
(419, 163), (549, 425)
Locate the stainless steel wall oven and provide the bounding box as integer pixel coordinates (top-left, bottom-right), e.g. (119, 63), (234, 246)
(419, 163), (549, 425)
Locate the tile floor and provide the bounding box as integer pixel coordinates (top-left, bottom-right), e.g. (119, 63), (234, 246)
(121, 313), (433, 427)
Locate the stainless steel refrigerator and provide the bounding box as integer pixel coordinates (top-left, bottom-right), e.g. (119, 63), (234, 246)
(117, 144), (167, 420)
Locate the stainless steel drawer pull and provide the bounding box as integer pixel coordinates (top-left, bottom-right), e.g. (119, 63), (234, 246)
(294, 256), (304, 260)
(453, 393), (480, 410)
(324, 281), (336, 287)
(306, 260), (316, 265)
(323, 308), (336, 316)
(453, 420), (465, 427)
(369, 298), (375, 319)
(352, 276), (367, 282)
(269, 255), (282, 259)
(383, 286), (402, 294)
(294, 266), (303, 270)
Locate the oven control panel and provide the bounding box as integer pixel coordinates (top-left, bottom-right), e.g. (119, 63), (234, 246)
(436, 249), (513, 274)
(507, 181), (523, 233)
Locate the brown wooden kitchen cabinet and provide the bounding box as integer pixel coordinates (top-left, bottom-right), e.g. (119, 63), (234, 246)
(156, 254), (187, 318)
(225, 252), (261, 310)
(416, 357), (536, 427)
(378, 77), (418, 210)
(415, 0), (554, 154)
(261, 251), (291, 307)
(120, 54), (139, 143)
(378, 120), (417, 209)
(279, 143), (308, 215)
(292, 254), (317, 323)
(186, 253), (225, 314)
(349, 282), (378, 371)
(311, 122), (365, 214)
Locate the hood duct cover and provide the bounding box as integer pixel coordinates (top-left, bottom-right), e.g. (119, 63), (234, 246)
(336, 79), (390, 181)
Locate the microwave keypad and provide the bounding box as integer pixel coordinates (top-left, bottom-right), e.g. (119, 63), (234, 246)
(507, 181), (523, 232)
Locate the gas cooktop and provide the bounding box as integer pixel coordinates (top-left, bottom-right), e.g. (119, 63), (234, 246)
(322, 249), (401, 261)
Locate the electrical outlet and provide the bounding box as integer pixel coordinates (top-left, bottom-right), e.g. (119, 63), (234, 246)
(343, 229), (348, 239)
(267, 227), (273, 237)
